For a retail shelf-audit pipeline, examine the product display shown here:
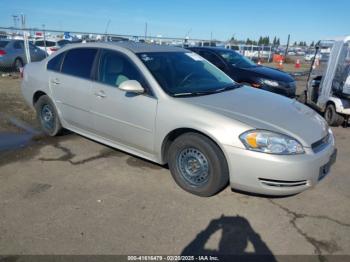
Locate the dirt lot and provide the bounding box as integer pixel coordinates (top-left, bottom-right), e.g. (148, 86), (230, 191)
(0, 76), (349, 259)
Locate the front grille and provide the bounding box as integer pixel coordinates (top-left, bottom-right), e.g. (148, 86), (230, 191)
(259, 178), (307, 187)
(312, 133), (330, 153)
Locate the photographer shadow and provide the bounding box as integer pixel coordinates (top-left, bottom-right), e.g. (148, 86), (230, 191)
(181, 215), (276, 261)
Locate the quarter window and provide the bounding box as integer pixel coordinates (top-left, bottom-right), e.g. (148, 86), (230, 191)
(61, 48), (97, 79)
(98, 50), (143, 87)
(47, 52), (65, 72)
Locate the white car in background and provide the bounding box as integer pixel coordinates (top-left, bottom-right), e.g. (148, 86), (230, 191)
(34, 39), (71, 55)
(305, 53), (322, 61)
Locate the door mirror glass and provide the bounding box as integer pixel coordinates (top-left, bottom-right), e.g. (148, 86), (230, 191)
(119, 80), (144, 94)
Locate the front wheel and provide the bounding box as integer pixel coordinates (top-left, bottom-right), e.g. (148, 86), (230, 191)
(167, 133), (229, 197)
(35, 95), (63, 136)
(324, 103), (344, 127)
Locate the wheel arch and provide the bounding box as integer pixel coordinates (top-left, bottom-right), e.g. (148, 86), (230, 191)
(32, 90), (47, 106)
(160, 127), (228, 165)
(326, 97), (344, 113)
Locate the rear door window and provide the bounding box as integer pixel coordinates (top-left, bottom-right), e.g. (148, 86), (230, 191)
(47, 52), (65, 72)
(61, 48), (97, 79)
(0, 41), (9, 48)
(13, 41), (24, 49)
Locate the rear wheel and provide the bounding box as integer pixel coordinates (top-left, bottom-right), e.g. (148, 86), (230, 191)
(324, 103), (344, 127)
(13, 58), (24, 72)
(167, 133), (229, 197)
(35, 95), (63, 136)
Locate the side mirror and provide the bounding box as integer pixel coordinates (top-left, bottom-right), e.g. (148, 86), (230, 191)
(119, 80), (144, 94)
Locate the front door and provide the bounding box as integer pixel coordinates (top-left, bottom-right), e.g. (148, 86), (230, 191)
(91, 49), (157, 154)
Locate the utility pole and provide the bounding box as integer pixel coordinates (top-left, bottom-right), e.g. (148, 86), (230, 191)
(12, 15), (19, 27)
(42, 24), (47, 57)
(104, 19), (111, 42)
(144, 22), (148, 41)
(284, 34), (290, 62)
(12, 15), (19, 38)
(21, 14), (31, 64)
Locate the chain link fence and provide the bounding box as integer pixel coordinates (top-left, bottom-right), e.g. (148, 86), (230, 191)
(1, 26), (297, 76)
(1, 26), (218, 76)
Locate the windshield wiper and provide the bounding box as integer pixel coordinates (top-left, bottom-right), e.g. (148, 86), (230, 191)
(173, 83), (242, 97)
(212, 83), (243, 93)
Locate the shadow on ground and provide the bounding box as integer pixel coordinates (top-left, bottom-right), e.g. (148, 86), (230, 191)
(181, 215), (276, 261)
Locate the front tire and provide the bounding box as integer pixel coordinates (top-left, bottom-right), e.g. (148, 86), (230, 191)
(324, 104), (344, 127)
(35, 95), (63, 136)
(167, 133), (229, 197)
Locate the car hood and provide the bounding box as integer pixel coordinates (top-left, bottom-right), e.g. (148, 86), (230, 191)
(180, 86), (328, 147)
(240, 65), (294, 82)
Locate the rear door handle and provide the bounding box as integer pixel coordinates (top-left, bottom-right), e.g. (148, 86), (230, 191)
(50, 78), (60, 85)
(95, 90), (106, 98)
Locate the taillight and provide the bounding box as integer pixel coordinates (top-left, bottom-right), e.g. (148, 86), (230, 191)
(50, 48), (58, 52)
(0, 50), (6, 56)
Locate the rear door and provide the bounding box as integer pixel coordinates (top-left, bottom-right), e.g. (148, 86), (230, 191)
(91, 49), (157, 154)
(49, 48), (97, 131)
(12, 40), (26, 62)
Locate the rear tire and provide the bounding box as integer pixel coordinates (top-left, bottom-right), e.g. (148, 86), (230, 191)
(35, 95), (63, 136)
(167, 132), (229, 197)
(13, 58), (24, 72)
(324, 104), (344, 127)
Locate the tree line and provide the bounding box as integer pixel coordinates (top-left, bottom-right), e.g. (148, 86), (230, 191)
(230, 35), (315, 47)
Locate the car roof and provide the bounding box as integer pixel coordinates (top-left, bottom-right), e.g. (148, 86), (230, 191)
(109, 41), (188, 53)
(63, 41), (188, 54)
(0, 39), (20, 42)
(187, 46), (231, 52)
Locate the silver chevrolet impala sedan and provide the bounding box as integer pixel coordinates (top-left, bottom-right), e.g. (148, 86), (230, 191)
(21, 42), (337, 197)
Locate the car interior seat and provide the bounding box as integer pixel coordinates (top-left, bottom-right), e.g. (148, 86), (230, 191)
(103, 55), (129, 86)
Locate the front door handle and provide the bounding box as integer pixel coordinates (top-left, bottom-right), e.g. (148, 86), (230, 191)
(95, 90), (106, 98)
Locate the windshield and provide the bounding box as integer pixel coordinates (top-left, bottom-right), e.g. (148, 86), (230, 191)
(0, 41), (9, 48)
(217, 49), (256, 68)
(138, 52), (236, 96)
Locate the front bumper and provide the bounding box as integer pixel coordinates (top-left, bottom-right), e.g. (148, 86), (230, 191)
(223, 135), (336, 196)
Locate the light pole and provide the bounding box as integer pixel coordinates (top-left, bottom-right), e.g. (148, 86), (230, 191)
(144, 22), (148, 42)
(42, 24), (47, 57)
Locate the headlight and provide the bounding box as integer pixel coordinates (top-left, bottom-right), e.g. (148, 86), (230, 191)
(261, 79), (279, 87)
(240, 130), (304, 155)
